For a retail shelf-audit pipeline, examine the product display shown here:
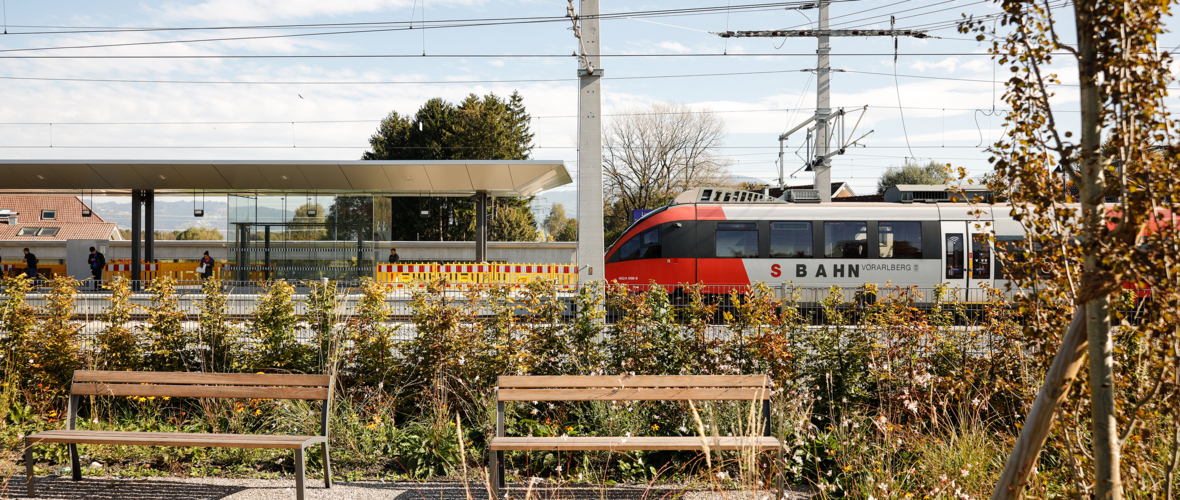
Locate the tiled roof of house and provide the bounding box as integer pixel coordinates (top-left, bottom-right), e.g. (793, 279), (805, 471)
(0, 195), (121, 241)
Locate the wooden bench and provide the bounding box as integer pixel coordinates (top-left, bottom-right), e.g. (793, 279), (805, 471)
(24, 370), (334, 500)
(488, 375), (783, 498)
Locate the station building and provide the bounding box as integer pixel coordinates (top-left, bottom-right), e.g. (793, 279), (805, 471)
(0, 160), (571, 285)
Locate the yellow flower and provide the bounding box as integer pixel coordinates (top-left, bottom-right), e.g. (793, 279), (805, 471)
(651, 424), (659, 431)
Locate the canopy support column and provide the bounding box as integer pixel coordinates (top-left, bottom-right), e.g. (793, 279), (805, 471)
(475, 191), (488, 263)
(144, 190), (155, 263)
(264, 225), (271, 281)
(131, 189), (142, 289)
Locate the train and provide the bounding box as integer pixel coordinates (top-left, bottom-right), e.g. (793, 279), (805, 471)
(605, 187), (1028, 293)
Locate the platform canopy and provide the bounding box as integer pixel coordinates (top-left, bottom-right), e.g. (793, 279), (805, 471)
(0, 159), (571, 197)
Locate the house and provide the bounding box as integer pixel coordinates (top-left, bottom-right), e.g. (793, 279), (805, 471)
(0, 196), (122, 241)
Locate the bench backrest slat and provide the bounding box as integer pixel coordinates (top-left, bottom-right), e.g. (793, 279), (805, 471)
(73, 370), (330, 387)
(73, 383), (330, 401)
(496, 375), (770, 402)
(498, 375), (768, 389)
(499, 387), (768, 401)
(71, 370), (332, 401)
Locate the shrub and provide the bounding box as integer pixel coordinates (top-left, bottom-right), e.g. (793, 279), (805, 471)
(344, 278), (397, 386)
(248, 280), (307, 371)
(144, 276), (191, 372)
(96, 277), (140, 370)
(32, 276), (82, 394)
(303, 279), (342, 374)
(197, 277), (240, 372)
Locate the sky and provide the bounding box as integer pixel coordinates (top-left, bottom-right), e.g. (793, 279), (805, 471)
(0, 0), (1176, 219)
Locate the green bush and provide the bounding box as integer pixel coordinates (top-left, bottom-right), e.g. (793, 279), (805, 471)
(0, 279), (1169, 496)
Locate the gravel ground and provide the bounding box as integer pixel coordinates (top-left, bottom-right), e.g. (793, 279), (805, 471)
(2, 476), (810, 500)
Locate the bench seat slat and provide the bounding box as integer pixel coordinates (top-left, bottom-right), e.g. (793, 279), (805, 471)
(26, 430), (324, 450)
(498, 388), (768, 401)
(489, 436), (780, 451)
(498, 375), (768, 388)
(71, 383), (330, 400)
(73, 370), (330, 387)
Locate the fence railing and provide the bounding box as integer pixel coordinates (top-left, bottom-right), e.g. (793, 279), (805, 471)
(0, 277), (1155, 339)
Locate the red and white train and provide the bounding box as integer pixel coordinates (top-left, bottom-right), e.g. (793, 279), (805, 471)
(605, 187), (1027, 292)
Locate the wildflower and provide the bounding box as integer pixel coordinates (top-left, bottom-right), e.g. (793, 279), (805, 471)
(651, 424), (659, 431)
(679, 426), (688, 433)
(960, 469), (968, 477)
(555, 465), (563, 473)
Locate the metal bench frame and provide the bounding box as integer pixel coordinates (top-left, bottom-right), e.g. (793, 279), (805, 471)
(488, 374), (784, 499)
(24, 370), (334, 500)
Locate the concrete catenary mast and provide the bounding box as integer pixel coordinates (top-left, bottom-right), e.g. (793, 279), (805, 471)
(715, 1), (926, 202)
(569, 0), (604, 280)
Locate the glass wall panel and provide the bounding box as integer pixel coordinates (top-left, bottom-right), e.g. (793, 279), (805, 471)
(227, 194), (377, 282)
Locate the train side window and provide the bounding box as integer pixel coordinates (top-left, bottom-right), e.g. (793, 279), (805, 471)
(945, 233), (965, 279)
(878, 221), (922, 259)
(971, 233), (991, 279)
(770, 221), (813, 258)
(639, 228), (661, 259)
(824, 221), (868, 258)
(618, 237), (640, 261)
(716, 222), (759, 258)
(994, 236), (1026, 279)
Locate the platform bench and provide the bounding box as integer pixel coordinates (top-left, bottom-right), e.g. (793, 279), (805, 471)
(488, 374), (783, 498)
(24, 370), (334, 500)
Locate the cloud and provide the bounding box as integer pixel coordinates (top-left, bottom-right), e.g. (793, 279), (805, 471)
(656, 41), (692, 53)
(909, 57), (960, 73)
(151, 0), (482, 22)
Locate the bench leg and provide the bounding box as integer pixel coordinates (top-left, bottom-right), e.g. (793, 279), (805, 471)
(489, 448), (499, 499)
(68, 443), (81, 481)
(321, 441), (332, 489)
(25, 441), (35, 497)
(295, 447), (306, 500)
(776, 447), (785, 500)
(495, 450), (505, 490)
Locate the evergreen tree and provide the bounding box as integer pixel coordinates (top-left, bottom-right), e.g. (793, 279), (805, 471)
(363, 92), (537, 242)
(875, 161), (950, 194)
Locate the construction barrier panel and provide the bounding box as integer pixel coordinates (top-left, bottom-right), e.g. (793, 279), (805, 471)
(1, 263), (68, 280)
(104, 262), (224, 285)
(375, 263), (578, 288)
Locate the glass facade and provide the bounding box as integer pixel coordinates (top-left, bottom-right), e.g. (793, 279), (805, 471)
(227, 194), (380, 282)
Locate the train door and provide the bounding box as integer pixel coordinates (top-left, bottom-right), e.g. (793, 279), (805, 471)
(968, 221), (994, 294)
(941, 221), (969, 294)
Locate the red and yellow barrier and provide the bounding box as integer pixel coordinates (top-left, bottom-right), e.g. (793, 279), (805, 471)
(376, 263), (578, 288)
(104, 262), (224, 285)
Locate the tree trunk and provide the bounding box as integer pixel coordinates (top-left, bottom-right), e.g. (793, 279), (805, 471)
(990, 311), (1088, 500)
(1076, 1), (1121, 497)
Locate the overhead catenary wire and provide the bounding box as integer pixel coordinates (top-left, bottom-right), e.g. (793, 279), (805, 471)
(0, 1), (857, 38)
(0, 52), (1076, 59)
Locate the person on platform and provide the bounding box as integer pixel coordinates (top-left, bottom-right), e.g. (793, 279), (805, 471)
(22, 248), (37, 282)
(87, 246), (106, 290)
(388, 248), (400, 263)
(200, 251), (215, 281)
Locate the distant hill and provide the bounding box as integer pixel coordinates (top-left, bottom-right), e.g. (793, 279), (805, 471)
(92, 200), (229, 233)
